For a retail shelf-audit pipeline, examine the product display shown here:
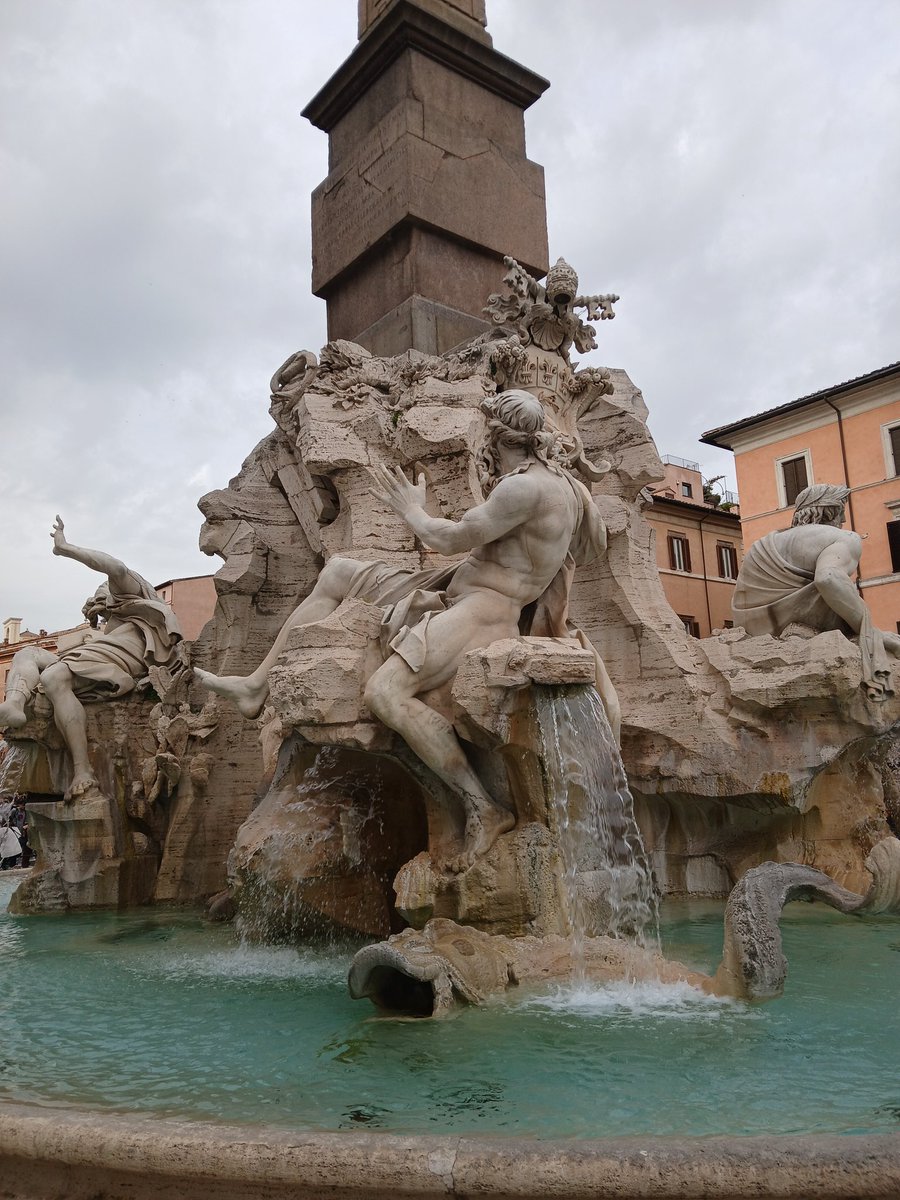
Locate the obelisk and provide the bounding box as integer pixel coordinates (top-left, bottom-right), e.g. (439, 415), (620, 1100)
(303, 0), (550, 356)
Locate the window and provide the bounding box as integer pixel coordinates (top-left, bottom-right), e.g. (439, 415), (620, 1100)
(890, 428), (900, 476)
(780, 455), (808, 507)
(882, 423), (900, 477)
(888, 521), (900, 574)
(667, 534), (692, 572)
(717, 542), (738, 579)
(681, 482), (693, 498)
(679, 615), (700, 637)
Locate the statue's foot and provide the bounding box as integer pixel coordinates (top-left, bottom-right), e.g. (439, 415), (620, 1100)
(65, 772), (100, 802)
(0, 701), (27, 730)
(447, 802), (516, 874)
(193, 668), (267, 720)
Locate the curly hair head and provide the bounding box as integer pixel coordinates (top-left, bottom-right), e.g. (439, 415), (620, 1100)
(791, 483), (849, 528)
(477, 390), (566, 492)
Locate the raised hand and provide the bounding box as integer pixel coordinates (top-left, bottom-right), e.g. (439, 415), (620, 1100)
(368, 464), (427, 518)
(50, 514), (69, 556)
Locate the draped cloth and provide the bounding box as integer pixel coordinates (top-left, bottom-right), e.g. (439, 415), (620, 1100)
(345, 560), (459, 673)
(733, 532), (893, 702)
(56, 573), (184, 701)
(343, 464), (607, 673)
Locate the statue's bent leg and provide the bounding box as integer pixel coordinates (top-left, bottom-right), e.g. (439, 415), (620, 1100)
(364, 599), (517, 873)
(592, 652), (621, 746)
(39, 662), (97, 799)
(194, 556), (363, 718)
(0, 646), (59, 729)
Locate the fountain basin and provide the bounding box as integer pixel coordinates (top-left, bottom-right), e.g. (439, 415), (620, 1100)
(2, 875), (900, 1142)
(1, 1104), (899, 1199)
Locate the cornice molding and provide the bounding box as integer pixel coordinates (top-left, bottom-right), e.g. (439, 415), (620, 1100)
(702, 365), (900, 451)
(303, 0), (549, 132)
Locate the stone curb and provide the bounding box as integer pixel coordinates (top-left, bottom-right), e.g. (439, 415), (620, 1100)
(0, 1103), (898, 1198)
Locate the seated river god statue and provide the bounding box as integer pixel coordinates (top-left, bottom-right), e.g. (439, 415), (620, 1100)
(196, 389), (618, 873)
(0, 518), (184, 800)
(732, 483), (900, 700)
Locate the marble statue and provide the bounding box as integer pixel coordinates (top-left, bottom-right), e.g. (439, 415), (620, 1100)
(196, 389), (617, 872)
(0, 518), (183, 800)
(484, 254), (618, 362)
(732, 483), (900, 700)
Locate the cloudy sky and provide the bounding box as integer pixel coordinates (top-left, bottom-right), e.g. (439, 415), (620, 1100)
(2, 0), (898, 631)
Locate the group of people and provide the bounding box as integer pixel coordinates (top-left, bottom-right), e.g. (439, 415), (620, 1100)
(0, 795), (32, 870)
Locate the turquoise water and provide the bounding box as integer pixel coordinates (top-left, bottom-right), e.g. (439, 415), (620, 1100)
(1, 873), (899, 1138)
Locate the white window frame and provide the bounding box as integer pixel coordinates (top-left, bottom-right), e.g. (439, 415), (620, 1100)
(774, 449), (813, 510)
(880, 421), (900, 478)
(668, 533), (690, 573)
(717, 542), (738, 580)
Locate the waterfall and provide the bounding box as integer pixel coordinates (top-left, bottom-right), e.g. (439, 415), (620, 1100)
(536, 685), (658, 957)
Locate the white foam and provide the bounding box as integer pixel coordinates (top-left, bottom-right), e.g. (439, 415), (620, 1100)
(135, 944), (351, 984)
(517, 977), (747, 1019)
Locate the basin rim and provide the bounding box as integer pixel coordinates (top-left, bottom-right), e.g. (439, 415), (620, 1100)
(1, 1101), (899, 1198)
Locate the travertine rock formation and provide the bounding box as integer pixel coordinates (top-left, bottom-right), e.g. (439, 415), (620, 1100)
(229, 634), (628, 940)
(11, 259), (900, 922)
(349, 836), (900, 1017)
(186, 257), (900, 932)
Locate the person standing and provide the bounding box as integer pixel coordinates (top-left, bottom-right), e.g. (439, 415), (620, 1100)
(9, 797), (31, 868)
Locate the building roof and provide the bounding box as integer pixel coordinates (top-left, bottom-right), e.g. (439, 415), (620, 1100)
(154, 574), (215, 589)
(700, 361), (900, 450)
(648, 494), (741, 522)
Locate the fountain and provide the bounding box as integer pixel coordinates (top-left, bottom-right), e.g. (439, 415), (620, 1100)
(1, 1), (899, 1195)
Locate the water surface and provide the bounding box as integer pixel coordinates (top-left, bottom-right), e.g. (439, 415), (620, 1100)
(1, 875), (898, 1138)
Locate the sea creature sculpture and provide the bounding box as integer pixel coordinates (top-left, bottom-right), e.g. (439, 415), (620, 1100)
(349, 837), (900, 1017)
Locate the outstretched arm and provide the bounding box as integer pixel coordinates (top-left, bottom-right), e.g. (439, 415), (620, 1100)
(50, 517), (143, 596)
(369, 467), (534, 556)
(813, 535), (866, 632)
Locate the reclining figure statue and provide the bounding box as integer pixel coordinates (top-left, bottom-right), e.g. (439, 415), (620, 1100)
(196, 389), (618, 872)
(732, 483), (900, 700)
(0, 518), (183, 799)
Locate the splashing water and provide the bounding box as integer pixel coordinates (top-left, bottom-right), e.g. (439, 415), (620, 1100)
(536, 685), (658, 962)
(233, 746), (392, 946)
(517, 976), (739, 1019)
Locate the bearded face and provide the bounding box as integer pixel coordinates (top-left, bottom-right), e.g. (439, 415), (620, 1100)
(82, 589), (110, 628)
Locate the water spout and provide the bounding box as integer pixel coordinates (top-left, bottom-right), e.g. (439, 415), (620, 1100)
(535, 685), (658, 958)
